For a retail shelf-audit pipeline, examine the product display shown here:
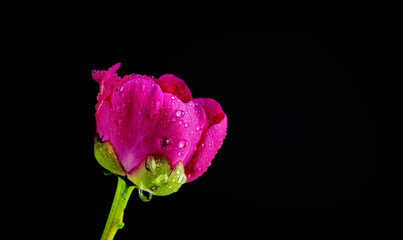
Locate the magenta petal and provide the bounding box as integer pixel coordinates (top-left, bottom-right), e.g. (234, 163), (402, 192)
(95, 73), (164, 172)
(95, 100), (113, 142)
(148, 94), (207, 168)
(185, 98), (228, 182)
(155, 74), (193, 103)
(105, 75), (165, 173)
(92, 63), (121, 84)
(92, 63), (123, 104)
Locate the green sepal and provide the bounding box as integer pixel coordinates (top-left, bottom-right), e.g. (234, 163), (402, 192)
(94, 136), (125, 176)
(128, 155), (187, 196)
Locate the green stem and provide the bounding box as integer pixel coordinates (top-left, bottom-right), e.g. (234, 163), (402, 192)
(101, 177), (135, 240)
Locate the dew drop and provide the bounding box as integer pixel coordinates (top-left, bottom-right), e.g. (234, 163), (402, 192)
(160, 137), (170, 148)
(178, 151), (183, 156)
(156, 174), (169, 184)
(155, 100), (160, 108)
(196, 125), (201, 131)
(178, 139), (189, 149)
(178, 173), (186, 183)
(175, 110), (184, 118)
(184, 122), (190, 128)
(120, 86), (124, 91)
(138, 189), (152, 202)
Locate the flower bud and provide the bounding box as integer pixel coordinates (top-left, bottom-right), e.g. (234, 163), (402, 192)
(92, 63), (227, 196)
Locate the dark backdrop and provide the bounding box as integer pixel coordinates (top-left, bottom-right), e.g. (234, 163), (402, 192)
(1, 1), (401, 239)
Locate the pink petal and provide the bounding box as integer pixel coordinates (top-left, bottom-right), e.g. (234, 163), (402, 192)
(92, 63), (123, 106)
(185, 98), (228, 182)
(146, 94), (207, 169)
(154, 74), (193, 103)
(124, 93), (207, 177)
(95, 100), (113, 142)
(98, 74), (165, 173)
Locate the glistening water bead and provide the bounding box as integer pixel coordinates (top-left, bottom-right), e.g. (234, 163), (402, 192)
(138, 189), (152, 202)
(176, 110), (184, 118)
(178, 139), (189, 149)
(160, 136), (170, 148)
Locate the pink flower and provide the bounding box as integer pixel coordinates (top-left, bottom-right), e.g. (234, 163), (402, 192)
(93, 63), (227, 195)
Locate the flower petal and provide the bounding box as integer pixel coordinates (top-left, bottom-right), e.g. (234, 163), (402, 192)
(146, 94), (207, 167)
(154, 74), (193, 103)
(92, 63), (123, 110)
(95, 100), (112, 142)
(126, 94), (207, 180)
(96, 74), (165, 173)
(185, 98), (228, 182)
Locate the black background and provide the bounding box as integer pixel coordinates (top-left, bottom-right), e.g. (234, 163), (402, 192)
(1, 1), (401, 239)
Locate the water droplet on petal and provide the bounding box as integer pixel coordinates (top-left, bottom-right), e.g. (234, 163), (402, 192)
(178, 151), (182, 156)
(184, 122), (190, 128)
(178, 139), (189, 149)
(160, 137), (170, 148)
(175, 110), (184, 118)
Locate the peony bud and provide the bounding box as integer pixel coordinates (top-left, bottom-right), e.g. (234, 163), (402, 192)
(93, 63), (227, 196)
